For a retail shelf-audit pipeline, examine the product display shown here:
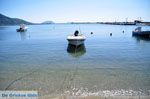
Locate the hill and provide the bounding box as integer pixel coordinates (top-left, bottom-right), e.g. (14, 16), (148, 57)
(41, 21), (54, 24)
(0, 13), (33, 25)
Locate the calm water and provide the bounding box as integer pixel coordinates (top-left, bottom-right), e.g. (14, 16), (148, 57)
(0, 24), (150, 97)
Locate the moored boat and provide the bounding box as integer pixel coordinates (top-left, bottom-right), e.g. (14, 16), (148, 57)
(67, 30), (86, 46)
(132, 27), (150, 38)
(16, 24), (28, 32)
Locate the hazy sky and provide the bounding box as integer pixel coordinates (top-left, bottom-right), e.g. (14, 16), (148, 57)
(0, 0), (150, 23)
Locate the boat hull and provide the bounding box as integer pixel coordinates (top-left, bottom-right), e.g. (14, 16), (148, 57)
(67, 39), (85, 46)
(67, 35), (86, 46)
(132, 31), (150, 38)
(16, 29), (27, 32)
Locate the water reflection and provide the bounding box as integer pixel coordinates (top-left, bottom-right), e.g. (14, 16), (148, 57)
(132, 36), (150, 42)
(19, 32), (30, 40)
(67, 44), (86, 58)
(0, 26), (8, 30)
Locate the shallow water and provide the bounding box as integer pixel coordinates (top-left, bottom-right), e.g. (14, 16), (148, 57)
(0, 24), (150, 97)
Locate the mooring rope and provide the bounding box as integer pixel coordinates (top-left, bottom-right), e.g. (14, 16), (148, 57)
(59, 44), (79, 96)
(5, 70), (37, 90)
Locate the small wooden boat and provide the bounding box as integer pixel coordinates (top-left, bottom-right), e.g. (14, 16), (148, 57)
(16, 24), (28, 32)
(132, 27), (150, 38)
(16, 28), (27, 32)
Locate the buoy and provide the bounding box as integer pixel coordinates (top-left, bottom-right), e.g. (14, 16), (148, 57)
(110, 33), (112, 36)
(122, 30), (124, 33)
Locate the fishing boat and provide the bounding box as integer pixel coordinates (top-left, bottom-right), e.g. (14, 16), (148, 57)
(67, 30), (86, 46)
(132, 27), (150, 38)
(16, 24), (28, 32)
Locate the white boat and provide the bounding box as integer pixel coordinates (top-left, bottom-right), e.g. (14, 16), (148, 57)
(16, 24), (28, 32)
(67, 34), (86, 46)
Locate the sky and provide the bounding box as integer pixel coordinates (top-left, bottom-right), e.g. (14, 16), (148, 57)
(0, 0), (150, 23)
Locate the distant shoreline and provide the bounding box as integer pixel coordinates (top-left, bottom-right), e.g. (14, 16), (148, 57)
(69, 22), (150, 26)
(1, 13), (150, 26)
(1, 22), (150, 26)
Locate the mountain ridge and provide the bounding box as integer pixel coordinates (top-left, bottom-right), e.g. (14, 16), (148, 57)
(0, 13), (33, 25)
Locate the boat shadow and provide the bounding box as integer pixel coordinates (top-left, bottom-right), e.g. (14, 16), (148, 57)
(67, 44), (86, 58)
(19, 32), (30, 40)
(132, 35), (150, 42)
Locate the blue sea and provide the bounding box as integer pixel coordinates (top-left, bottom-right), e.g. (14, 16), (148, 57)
(0, 24), (150, 97)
